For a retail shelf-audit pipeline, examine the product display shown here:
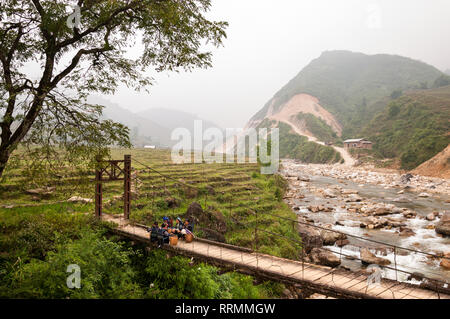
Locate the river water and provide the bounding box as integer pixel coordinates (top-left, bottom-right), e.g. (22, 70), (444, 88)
(283, 164), (450, 284)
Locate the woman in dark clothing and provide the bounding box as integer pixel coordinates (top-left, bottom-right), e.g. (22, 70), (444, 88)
(148, 222), (159, 243)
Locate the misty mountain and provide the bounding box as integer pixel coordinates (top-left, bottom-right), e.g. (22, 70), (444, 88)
(445, 69), (450, 75)
(136, 108), (223, 134)
(88, 96), (223, 148)
(248, 50), (444, 139)
(245, 50), (448, 166)
(88, 96), (173, 147)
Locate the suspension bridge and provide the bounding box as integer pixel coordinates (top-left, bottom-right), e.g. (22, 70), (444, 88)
(95, 155), (450, 299)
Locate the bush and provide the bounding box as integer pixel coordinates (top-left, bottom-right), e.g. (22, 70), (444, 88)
(274, 188), (282, 201)
(155, 199), (168, 210)
(3, 230), (142, 298)
(143, 250), (263, 299)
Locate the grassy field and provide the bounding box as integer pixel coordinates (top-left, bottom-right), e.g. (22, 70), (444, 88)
(0, 148), (302, 298)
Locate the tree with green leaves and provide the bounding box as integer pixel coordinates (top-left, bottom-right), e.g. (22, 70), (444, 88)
(0, 0), (227, 178)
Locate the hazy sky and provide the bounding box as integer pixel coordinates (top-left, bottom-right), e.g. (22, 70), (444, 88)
(101, 0), (450, 128)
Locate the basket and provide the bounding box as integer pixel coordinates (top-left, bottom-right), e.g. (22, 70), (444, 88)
(169, 236), (178, 246)
(185, 233), (194, 243)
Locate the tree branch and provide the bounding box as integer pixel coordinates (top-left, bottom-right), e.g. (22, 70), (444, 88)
(50, 46), (112, 88)
(56, 1), (141, 50)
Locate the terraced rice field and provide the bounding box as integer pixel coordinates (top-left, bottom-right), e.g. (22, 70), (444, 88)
(0, 149), (302, 260)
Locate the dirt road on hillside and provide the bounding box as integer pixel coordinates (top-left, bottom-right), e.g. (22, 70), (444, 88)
(281, 119), (356, 166)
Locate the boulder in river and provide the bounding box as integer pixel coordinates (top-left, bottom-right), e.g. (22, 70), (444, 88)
(386, 219), (406, 228)
(440, 253), (450, 270)
(345, 194), (363, 202)
(407, 272), (425, 282)
(402, 210), (417, 219)
(393, 196), (411, 203)
(298, 224), (323, 253)
(320, 228), (347, 246)
(297, 174), (310, 182)
(373, 207), (392, 216)
(435, 212), (450, 237)
(341, 189), (358, 195)
(323, 189), (337, 198)
(399, 227), (416, 237)
(400, 173), (413, 184)
(360, 248), (391, 266)
(309, 248), (341, 268)
(336, 239), (350, 247)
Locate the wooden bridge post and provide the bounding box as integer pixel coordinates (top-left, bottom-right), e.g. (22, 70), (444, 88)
(255, 209), (259, 270)
(123, 155), (131, 219)
(95, 156), (102, 218)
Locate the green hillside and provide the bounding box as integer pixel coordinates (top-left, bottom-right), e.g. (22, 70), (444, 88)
(295, 113), (341, 144)
(257, 120), (342, 164)
(250, 51), (444, 138)
(363, 86), (450, 170)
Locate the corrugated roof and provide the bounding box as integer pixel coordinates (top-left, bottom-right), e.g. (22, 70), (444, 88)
(344, 139), (364, 143)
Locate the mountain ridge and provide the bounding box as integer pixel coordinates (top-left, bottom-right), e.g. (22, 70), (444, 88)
(248, 50), (444, 138)
(245, 50), (447, 166)
(89, 96), (222, 148)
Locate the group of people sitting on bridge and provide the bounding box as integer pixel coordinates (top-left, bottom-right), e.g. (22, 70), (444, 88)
(147, 216), (194, 247)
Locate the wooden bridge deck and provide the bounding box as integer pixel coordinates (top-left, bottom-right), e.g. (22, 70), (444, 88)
(102, 214), (449, 299)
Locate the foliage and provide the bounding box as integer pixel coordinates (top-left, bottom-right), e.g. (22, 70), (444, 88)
(257, 120), (341, 164)
(363, 86), (450, 169)
(4, 231), (142, 298)
(296, 113), (340, 144)
(433, 74), (450, 88)
(390, 90), (403, 99)
(143, 250), (263, 299)
(0, 0), (228, 178)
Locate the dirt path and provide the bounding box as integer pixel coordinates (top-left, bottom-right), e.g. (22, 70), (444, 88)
(280, 118), (356, 166)
(268, 94), (343, 135)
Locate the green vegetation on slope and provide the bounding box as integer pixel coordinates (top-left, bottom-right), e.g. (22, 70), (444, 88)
(250, 50), (445, 138)
(296, 113), (341, 144)
(257, 120), (342, 164)
(363, 86), (450, 170)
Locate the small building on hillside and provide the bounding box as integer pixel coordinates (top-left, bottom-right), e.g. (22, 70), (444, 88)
(144, 145), (156, 149)
(343, 138), (373, 150)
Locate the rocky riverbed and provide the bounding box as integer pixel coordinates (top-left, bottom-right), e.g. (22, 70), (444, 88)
(280, 160), (450, 285)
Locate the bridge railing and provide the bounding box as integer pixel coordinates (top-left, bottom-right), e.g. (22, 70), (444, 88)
(129, 158), (449, 296)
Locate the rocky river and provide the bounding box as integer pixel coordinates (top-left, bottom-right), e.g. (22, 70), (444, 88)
(280, 160), (450, 285)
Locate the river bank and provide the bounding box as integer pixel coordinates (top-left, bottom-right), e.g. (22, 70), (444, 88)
(280, 160), (450, 284)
